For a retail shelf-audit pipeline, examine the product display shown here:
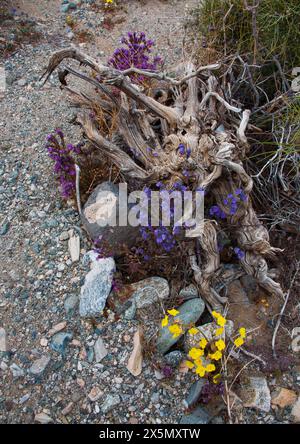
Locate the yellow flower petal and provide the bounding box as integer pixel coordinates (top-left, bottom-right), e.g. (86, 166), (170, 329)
(185, 360), (195, 369)
(188, 327), (199, 335)
(168, 324), (183, 338)
(215, 327), (224, 336)
(161, 315), (169, 327)
(239, 327), (246, 339)
(216, 316), (227, 327)
(188, 347), (204, 360)
(167, 308), (179, 317)
(234, 337), (244, 347)
(199, 338), (208, 349)
(209, 350), (222, 361)
(212, 311), (220, 319)
(213, 373), (221, 384)
(195, 366), (206, 377)
(206, 364), (216, 372)
(215, 339), (226, 351)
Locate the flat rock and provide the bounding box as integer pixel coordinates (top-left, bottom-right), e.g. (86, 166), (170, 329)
(0, 327), (7, 352)
(108, 276), (169, 314)
(88, 386), (103, 402)
(239, 376), (271, 412)
(68, 229), (80, 262)
(157, 298), (205, 355)
(126, 328), (143, 376)
(50, 332), (73, 355)
(94, 337), (108, 363)
(82, 182), (139, 252)
(101, 394), (121, 414)
(179, 284), (198, 300)
(64, 294), (79, 316)
(180, 406), (210, 424)
(79, 256), (115, 318)
(183, 380), (206, 409)
(47, 321), (67, 337)
(271, 387), (297, 409)
(34, 412), (53, 424)
(10, 363), (24, 378)
(131, 277), (169, 309)
(29, 355), (51, 376)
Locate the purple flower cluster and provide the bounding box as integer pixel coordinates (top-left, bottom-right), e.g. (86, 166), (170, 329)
(108, 32), (163, 83)
(139, 181), (188, 253)
(45, 129), (82, 199)
(177, 143), (191, 159)
(209, 188), (247, 219)
(234, 247), (245, 260)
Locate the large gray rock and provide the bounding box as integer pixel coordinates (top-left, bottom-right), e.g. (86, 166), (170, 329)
(239, 376), (271, 412)
(82, 182), (139, 252)
(108, 276), (170, 316)
(157, 298), (205, 355)
(79, 255), (115, 318)
(131, 277), (169, 309)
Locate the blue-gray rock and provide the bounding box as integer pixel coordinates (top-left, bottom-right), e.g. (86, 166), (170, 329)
(101, 394), (121, 414)
(131, 277), (169, 309)
(109, 276), (169, 315)
(179, 284), (198, 299)
(82, 182), (140, 253)
(0, 222), (10, 236)
(64, 294), (79, 316)
(164, 350), (184, 368)
(183, 380), (206, 409)
(10, 363), (25, 378)
(156, 298), (205, 355)
(29, 355), (51, 376)
(124, 300), (136, 320)
(79, 255), (115, 318)
(179, 406), (210, 424)
(50, 332), (73, 354)
(94, 337), (108, 363)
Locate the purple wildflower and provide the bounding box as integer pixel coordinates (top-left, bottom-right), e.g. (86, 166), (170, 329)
(108, 32), (163, 84)
(234, 247), (245, 260)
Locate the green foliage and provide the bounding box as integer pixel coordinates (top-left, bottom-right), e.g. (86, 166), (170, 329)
(195, 0), (300, 69)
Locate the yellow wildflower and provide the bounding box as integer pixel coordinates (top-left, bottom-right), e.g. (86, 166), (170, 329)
(212, 311), (220, 319)
(215, 327), (224, 336)
(194, 358), (203, 367)
(199, 338), (208, 349)
(216, 316), (226, 327)
(239, 327), (246, 339)
(188, 327), (199, 335)
(206, 363), (216, 372)
(234, 337), (244, 347)
(215, 339), (226, 351)
(195, 366), (206, 377)
(188, 347), (204, 360)
(167, 308), (179, 317)
(161, 315), (169, 328)
(168, 324), (183, 338)
(185, 360), (195, 369)
(209, 350), (222, 361)
(213, 373), (221, 384)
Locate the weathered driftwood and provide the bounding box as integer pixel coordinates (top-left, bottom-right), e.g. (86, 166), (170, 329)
(41, 48), (284, 310)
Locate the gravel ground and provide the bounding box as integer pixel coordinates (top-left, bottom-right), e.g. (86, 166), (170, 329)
(0, 0), (299, 425)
